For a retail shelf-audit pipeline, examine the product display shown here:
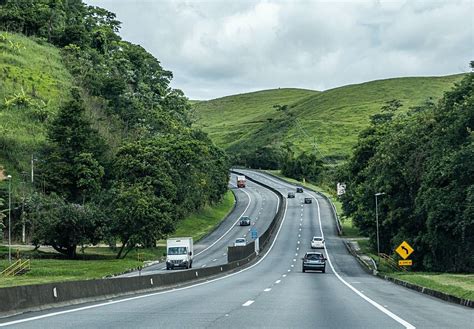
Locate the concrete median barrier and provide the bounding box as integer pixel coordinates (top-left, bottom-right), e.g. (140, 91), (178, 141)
(0, 171), (284, 318)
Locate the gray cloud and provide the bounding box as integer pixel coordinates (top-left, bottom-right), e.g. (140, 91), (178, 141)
(89, 0), (473, 99)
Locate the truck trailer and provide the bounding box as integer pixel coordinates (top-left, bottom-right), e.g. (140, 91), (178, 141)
(166, 237), (193, 270)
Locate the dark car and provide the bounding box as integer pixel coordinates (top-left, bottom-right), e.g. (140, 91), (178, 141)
(302, 251), (326, 273)
(239, 216), (251, 226)
(304, 197), (312, 204)
(288, 192), (296, 198)
(296, 187), (304, 193)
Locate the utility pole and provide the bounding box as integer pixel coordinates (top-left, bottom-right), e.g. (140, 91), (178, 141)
(375, 192), (385, 264)
(31, 154), (34, 184)
(7, 175), (12, 263)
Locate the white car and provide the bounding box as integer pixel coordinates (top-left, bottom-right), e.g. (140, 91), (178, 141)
(234, 238), (247, 247)
(311, 236), (325, 249)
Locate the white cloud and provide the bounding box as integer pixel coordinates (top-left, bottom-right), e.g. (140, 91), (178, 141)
(89, 0), (474, 99)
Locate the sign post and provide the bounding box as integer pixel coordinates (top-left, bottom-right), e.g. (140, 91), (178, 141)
(395, 241), (414, 267)
(251, 227), (259, 255)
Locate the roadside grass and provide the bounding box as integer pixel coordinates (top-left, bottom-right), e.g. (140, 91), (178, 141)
(355, 239), (474, 300)
(0, 246), (163, 288)
(173, 190), (235, 241)
(387, 272), (474, 301)
(195, 75), (464, 161)
(0, 191), (236, 287)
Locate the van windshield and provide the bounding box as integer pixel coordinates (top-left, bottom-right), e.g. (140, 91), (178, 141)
(168, 247), (187, 255)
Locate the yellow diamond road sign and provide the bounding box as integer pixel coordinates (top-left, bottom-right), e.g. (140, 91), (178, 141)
(395, 241), (414, 259)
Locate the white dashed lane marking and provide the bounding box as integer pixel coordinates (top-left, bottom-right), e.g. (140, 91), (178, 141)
(242, 300), (254, 307)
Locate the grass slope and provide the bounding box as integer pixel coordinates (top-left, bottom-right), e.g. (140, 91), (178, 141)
(194, 75), (464, 161)
(0, 32), (72, 182)
(194, 88), (318, 148)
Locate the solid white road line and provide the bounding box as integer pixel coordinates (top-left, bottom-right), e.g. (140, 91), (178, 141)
(309, 193), (416, 329)
(242, 171), (416, 329)
(0, 177), (290, 328)
(195, 185), (253, 257)
(242, 300), (254, 307)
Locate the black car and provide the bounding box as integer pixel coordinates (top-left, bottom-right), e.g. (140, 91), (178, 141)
(288, 192), (295, 198)
(302, 252), (326, 273)
(304, 197), (312, 204)
(296, 187), (304, 193)
(239, 216), (251, 226)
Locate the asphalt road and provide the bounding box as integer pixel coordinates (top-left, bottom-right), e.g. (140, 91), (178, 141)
(121, 173), (279, 276)
(0, 170), (472, 328)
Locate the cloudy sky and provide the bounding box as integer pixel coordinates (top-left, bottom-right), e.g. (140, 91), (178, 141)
(89, 0), (473, 100)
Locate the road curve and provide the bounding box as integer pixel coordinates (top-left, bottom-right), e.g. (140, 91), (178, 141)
(122, 173), (279, 277)
(0, 170), (471, 329)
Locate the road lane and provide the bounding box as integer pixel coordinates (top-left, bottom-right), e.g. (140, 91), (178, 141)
(1, 170), (471, 329)
(118, 173), (279, 276)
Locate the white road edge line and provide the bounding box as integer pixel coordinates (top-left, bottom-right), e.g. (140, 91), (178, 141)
(310, 193), (416, 329)
(195, 184), (253, 257)
(242, 171), (416, 329)
(0, 179), (290, 327)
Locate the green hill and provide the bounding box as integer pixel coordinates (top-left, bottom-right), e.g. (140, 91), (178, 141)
(194, 75), (464, 162)
(0, 32), (73, 177)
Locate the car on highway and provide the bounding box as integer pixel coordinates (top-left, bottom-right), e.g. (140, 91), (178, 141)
(311, 236), (325, 249)
(296, 186), (304, 193)
(302, 251), (326, 273)
(304, 197), (312, 204)
(234, 238), (247, 247)
(239, 216), (251, 226)
(288, 192), (295, 198)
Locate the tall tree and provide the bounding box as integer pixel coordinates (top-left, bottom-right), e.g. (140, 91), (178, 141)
(40, 88), (105, 203)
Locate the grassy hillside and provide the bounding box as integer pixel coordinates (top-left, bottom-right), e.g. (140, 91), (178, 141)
(194, 75), (464, 162)
(0, 32), (72, 180)
(195, 88), (318, 148)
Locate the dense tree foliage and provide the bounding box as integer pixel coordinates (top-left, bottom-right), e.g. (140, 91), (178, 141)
(341, 71), (474, 272)
(0, 0), (229, 258)
(280, 143), (324, 183)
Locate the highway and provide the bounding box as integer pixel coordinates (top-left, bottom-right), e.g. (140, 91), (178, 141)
(0, 170), (471, 328)
(122, 173), (279, 276)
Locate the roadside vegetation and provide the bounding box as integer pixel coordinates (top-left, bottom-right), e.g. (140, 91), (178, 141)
(0, 189), (235, 287)
(270, 169), (473, 300)
(194, 75), (464, 166)
(0, 1), (229, 262)
(386, 272), (474, 301)
(340, 68), (474, 273)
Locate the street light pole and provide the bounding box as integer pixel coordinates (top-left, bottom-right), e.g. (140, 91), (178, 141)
(7, 175), (12, 263)
(375, 192), (385, 264)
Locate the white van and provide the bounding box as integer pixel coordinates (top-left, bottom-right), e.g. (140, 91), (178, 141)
(166, 237), (193, 270)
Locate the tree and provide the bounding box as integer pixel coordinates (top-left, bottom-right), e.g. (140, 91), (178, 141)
(40, 88), (105, 203)
(341, 72), (474, 272)
(31, 193), (104, 259)
(108, 183), (174, 259)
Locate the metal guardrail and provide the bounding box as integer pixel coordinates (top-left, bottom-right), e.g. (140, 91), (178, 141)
(379, 253), (407, 272)
(1, 259), (31, 276)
